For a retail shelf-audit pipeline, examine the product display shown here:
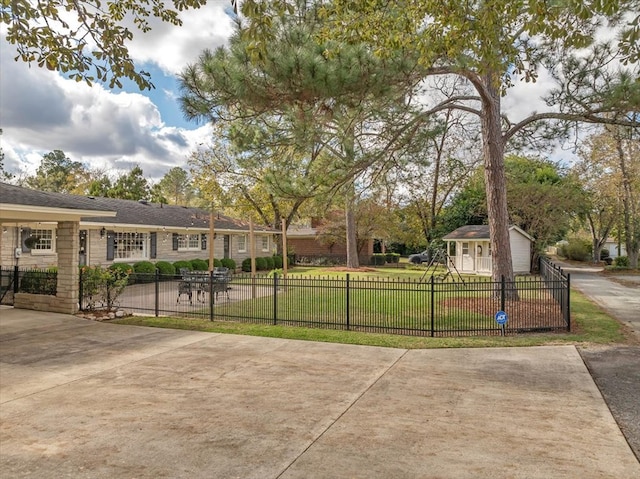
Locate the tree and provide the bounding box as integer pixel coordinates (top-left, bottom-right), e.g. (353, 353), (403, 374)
(108, 165), (150, 200)
(2, 0), (208, 90)
(153, 167), (194, 205)
(180, 0), (421, 268)
(578, 127), (640, 268)
(300, 0), (640, 294)
(25, 150), (86, 193)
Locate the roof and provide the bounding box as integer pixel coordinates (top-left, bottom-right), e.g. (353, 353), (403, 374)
(0, 182), (117, 222)
(442, 225), (533, 241)
(0, 183), (276, 233)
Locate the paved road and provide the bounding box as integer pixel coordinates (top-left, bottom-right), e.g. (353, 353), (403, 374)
(2, 308), (638, 478)
(556, 261), (640, 460)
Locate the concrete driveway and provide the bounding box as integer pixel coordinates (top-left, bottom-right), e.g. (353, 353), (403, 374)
(1, 308), (639, 478)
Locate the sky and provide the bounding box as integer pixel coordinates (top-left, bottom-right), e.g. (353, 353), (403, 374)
(0, 2), (582, 185)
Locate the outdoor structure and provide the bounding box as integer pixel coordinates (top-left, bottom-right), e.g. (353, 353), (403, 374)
(0, 182), (278, 313)
(603, 238), (627, 259)
(442, 225), (533, 275)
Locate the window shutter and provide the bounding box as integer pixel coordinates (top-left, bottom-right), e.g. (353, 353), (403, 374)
(150, 232), (157, 259)
(106, 231), (115, 260)
(21, 227), (32, 252)
(172, 233), (179, 251)
(201, 233), (207, 250)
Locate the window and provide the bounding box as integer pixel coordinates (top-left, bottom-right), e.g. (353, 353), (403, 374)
(462, 242), (469, 255)
(114, 232), (147, 260)
(238, 235), (247, 253)
(261, 236), (269, 252)
(177, 234), (200, 251)
(30, 228), (55, 254)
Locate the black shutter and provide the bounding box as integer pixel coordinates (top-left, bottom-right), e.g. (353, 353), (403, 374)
(201, 233), (207, 250)
(150, 232), (157, 259)
(21, 227), (32, 252)
(172, 233), (179, 251)
(106, 231), (115, 260)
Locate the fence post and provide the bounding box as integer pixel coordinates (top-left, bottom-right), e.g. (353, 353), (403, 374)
(154, 269), (159, 317)
(566, 273), (571, 332)
(209, 269), (215, 322)
(13, 265), (19, 295)
(273, 272), (278, 325)
(430, 275), (435, 337)
(500, 275), (505, 312)
(79, 268), (84, 311)
(346, 274), (350, 331)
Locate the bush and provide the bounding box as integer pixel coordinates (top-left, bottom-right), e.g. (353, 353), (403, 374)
(385, 253), (401, 264)
(173, 261), (192, 274)
(255, 257), (268, 270)
(190, 259), (208, 271)
(19, 268), (57, 295)
(133, 261), (156, 283)
(213, 258), (223, 268)
(559, 238), (591, 262)
(155, 261), (175, 277)
(614, 256), (629, 268)
(264, 256), (275, 270)
(272, 255), (283, 269)
(371, 253), (386, 266)
(221, 258), (236, 271)
(81, 265), (129, 311)
(242, 257), (252, 272)
(600, 249), (610, 260)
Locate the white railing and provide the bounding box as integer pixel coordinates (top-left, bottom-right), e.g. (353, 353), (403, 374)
(476, 257), (492, 272)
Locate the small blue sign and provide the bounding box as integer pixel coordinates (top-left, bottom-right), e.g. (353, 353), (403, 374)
(495, 310), (508, 325)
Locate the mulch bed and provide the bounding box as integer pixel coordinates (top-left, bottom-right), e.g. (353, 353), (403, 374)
(440, 297), (567, 332)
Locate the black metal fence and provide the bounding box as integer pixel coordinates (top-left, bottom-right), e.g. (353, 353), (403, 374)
(93, 262), (570, 337)
(0, 266), (58, 305)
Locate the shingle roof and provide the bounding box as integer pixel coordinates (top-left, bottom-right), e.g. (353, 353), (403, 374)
(442, 224), (533, 241)
(442, 225), (491, 240)
(0, 183), (276, 232)
(0, 182), (114, 213)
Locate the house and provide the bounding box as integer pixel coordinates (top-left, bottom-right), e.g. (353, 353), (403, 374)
(1, 184), (278, 271)
(286, 221), (374, 265)
(603, 238), (626, 258)
(442, 225), (533, 275)
(0, 183), (279, 312)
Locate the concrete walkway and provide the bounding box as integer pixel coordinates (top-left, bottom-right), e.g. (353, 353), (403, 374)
(1, 308), (638, 478)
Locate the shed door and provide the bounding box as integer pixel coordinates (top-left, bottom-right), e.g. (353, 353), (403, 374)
(461, 242), (474, 271)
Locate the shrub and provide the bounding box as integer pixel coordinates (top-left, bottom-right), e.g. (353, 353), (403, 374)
(272, 255), (283, 269)
(385, 253), (401, 264)
(213, 258), (223, 268)
(19, 268), (57, 295)
(109, 263), (132, 274)
(614, 256), (629, 268)
(173, 261), (192, 274)
(242, 257), (252, 272)
(371, 253), (386, 266)
(263, 256), (275, 270)
(133, 261), (156, 283)
(190, 259), (208, 271)
(81, 265), (130, 311)
(559, 238), (591, 262)
(221, 258), (236, 271)
(155, 261), (175, 277)
(255, 257), (268, 270)
(600, 249), (610, 260)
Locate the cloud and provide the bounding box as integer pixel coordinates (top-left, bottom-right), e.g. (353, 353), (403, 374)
(0, 31), (214, 181)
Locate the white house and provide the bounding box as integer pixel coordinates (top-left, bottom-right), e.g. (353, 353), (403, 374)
(603, 238), (627, 258)
(442, 225), (534, 275)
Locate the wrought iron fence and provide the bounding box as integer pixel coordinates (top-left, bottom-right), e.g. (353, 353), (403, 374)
(93, 265), (570, 337)
(0, 266), (58, 305)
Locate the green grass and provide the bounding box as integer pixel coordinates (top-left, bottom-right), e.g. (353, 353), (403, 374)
(113, 288), (632, 349)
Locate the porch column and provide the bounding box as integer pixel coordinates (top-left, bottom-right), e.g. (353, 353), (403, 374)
(55, 221), (79, 314)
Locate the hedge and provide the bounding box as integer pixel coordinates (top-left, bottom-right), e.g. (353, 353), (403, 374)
(155, 261), (175, 276)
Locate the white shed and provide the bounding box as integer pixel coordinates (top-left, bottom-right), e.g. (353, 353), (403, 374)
(442, 225), (534, 275)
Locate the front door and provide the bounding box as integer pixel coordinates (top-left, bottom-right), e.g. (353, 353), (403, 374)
(461, 242), (474, 271)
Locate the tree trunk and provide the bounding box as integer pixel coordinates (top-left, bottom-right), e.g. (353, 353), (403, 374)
(616, 132), (639, 268)
(345, 183), (359, 268)
(480, 73), (517, 296)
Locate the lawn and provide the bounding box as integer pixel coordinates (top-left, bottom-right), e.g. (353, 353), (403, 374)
(113, 281), (631, 349)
